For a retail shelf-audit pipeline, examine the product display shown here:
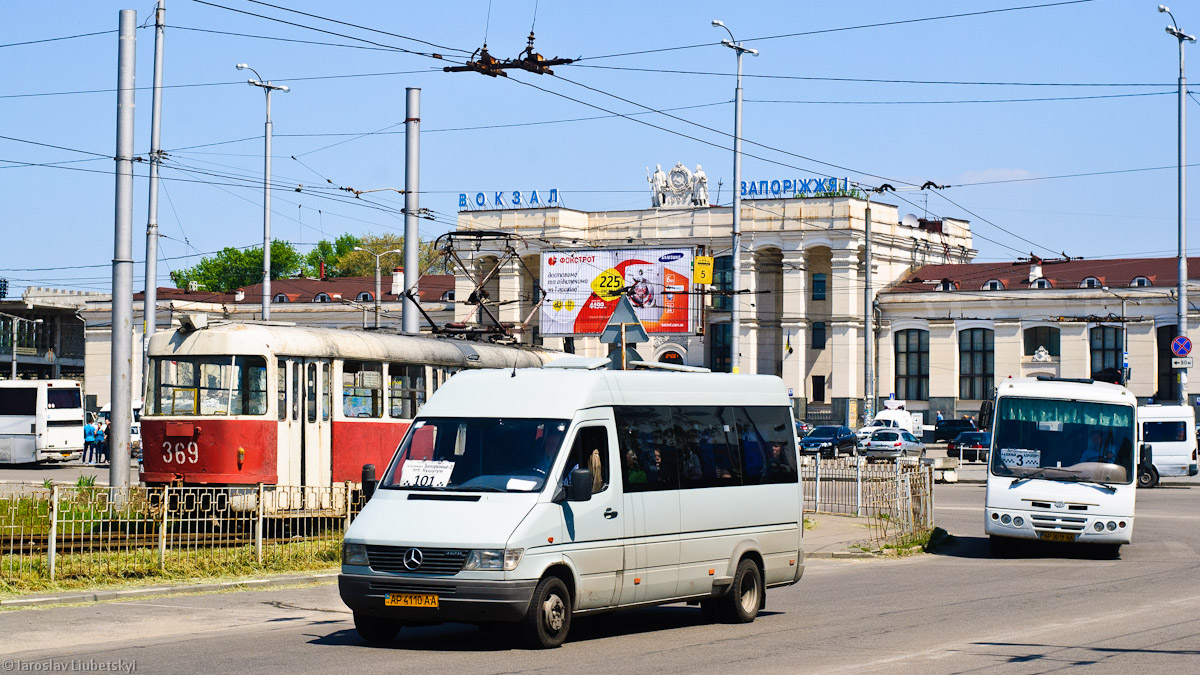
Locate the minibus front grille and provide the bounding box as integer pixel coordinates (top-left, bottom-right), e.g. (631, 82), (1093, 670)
(1030, 514), (1087, 532)
(366, 545), (468, 575)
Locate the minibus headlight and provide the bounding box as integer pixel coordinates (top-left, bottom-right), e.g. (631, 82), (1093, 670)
(1106, 521), (1117, 531)
(463, 548), (524, 571)
(1094, 521), (1105, 532)
(1012, 516), (1024, 527)
(343, 543), (368, 566)
(1000, 514), (1011, 525)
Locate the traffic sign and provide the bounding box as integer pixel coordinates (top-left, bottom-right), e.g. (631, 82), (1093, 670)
(1172, 335), (1192, 358)
(1173, 357), (1193, 369)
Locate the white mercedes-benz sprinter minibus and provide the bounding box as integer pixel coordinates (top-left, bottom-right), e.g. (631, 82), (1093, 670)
(1136, 404), (1199, 487)
(339, 364), (804, 648)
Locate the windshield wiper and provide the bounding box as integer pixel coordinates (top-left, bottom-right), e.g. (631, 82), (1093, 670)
(1059, 476), (1119, 493)
(1009, 467), (1080, 486)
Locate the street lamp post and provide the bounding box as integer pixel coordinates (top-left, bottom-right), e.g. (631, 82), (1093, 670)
(2, 312), (43, 379)
(354, 247), (404, 328)
(236, 64), (289, 321)
(1161, 5), (1194, 406)
(713, 19), (757, 374)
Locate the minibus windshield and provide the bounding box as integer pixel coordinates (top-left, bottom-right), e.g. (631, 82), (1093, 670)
(382, 417), (570, 492)
(990, 397), (1135, 484)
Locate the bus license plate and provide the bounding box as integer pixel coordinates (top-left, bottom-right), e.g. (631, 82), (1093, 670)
(385, 593), (438, 608)
(1039, 531), (1077, 542)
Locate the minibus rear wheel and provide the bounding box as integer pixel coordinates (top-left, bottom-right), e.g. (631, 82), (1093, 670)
(524, 576), (572, 648)
(354, 613), (401, 644)
(719, 558), (762, 623)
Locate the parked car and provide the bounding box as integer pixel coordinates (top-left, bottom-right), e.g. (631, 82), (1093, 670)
(947, 431), (991, 463)
(934, 418), (976, 443)
(800, 425), (858, 458)
(861, 429), (925, 460)
(856, 417), (901, 444)
(795, 421), (813, 437)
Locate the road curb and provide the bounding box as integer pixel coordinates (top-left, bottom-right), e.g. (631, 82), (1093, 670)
(0, 572), (339, 609)
(807, 550), (877, 559)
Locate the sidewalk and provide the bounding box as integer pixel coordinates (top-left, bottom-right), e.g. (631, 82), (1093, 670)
(0, 571), (339, 609)
(803, 513), (877, 559)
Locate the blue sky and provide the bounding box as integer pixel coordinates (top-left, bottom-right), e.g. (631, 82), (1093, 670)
(1, 0), (1195, 295)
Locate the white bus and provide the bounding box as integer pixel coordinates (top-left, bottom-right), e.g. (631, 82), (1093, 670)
(0, 380), (85, 464)
(1136, 404), (1199, 487)
(985, 376), (1143, 556)
(340, 361), (803, 648)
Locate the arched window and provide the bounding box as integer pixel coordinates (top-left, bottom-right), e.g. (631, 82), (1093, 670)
(1031, 278), (1052, 289)
(441, 291), (455, 302)
(1130, 276), (1151, 287)
(1080, 277), (1101, 289)
(314, 293), (331, 303)
(356, 292), (373, 302)
(959, 328), (994, 400)
(894, 329), (929, 401)
(272, 293), (289, 303)
(982, 279), (1004, 291)
(936, 280), (957, 291)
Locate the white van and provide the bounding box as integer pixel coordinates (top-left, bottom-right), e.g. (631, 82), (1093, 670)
(1136, 404), (1199, 487)
(0, 380), (84, 463)
(339, 365), (804, 648)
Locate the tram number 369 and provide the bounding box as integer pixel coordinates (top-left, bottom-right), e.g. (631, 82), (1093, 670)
(162, 441), (199, 464)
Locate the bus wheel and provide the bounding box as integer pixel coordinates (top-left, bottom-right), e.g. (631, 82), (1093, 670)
(524, 576), (571, 648)
(1137, 465), (1159, 489)
(719, 559), (762, 623)
(354, 613), (401, 644)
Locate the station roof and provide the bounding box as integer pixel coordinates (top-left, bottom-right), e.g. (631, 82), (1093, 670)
(886, 256), (1200, 293)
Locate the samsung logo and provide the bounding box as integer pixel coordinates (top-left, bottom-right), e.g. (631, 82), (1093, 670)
(658, 252), (684, 263)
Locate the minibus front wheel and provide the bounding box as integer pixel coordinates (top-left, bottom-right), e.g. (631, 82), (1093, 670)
(523, 576), (572, 649)
(354, 612), (402, 644)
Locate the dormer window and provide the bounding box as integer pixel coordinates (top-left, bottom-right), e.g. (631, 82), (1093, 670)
(272, 293), (289, 303)
(936, 280), (957, 291)
(356, 292), (373, 302)
(1130, 276), (1151, 287)
(1032, 278), (1052, 289)
(314, 292), (331, 303)
(983, 279), (1004, 291)
(1080, 277), (1101, 289)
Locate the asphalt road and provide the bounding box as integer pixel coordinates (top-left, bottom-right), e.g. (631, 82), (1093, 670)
(1, 482), (1197, 674)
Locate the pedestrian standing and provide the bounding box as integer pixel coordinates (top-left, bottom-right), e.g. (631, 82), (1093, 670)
(96, 420), (108, 465)
(83, 418), (96, 464)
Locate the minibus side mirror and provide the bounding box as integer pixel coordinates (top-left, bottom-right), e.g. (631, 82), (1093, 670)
(1139, 444), (1152, 468)
(362, 463), (378, 501)
(566, 469), (593, 502)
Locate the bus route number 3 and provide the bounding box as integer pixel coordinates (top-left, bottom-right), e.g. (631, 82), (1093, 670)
(162, 441), (199, 464)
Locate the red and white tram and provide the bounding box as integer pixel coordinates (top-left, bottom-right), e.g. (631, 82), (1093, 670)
(141, 321), (554, 488)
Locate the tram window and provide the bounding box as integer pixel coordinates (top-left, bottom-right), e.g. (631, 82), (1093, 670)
(307, 363), (317, 423)
(292, 362), (299, 421)
(343, 360), (383, 418)
(148, 356), (268, 416)
(277, 360), (287, 421)
(322, 362), (331, 421)
(388, 364), (426, 419)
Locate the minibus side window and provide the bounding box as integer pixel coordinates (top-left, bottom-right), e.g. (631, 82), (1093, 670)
(675, 406), (743, 489)
(567, 426), (609, 494)
(744, 406), (799, 484)
(615, 406), (679, 492)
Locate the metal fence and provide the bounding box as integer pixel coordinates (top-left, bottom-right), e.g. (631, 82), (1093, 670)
(1, 483), (365, 586)
(801, 457), (936, 545)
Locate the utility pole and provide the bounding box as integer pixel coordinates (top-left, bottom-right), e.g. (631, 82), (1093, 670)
(1162, 5), (1195, 407)
(110, 9), (137, 492)
(713, 19), (757, 373)
(142, 0), (165, 401)
(864, 193), (874, 426)
(236, 64), (289, 320)
(402, 88), (421, 335)
(354, 246), (403, 328)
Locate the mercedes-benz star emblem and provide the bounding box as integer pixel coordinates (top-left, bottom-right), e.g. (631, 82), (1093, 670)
(403, 548), (423, 570)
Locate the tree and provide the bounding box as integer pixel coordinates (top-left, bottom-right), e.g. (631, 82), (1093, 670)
(171, 240), (304, 293)
(302, 233), (360, 277)
(336, 232), (449, 277)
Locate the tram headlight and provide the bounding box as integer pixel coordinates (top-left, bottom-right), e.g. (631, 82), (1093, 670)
(1093, 521), (1105, 532)
(1000, 514), (1012, 525)
(342, 542), (368, 566)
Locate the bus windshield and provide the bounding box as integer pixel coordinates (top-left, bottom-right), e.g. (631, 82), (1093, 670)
(148, 356), (268, 416)
(990, 397), (1135, 484)
(382, 418), (569, 493)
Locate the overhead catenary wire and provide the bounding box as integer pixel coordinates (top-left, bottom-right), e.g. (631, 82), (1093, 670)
(0, 29), (118, 49)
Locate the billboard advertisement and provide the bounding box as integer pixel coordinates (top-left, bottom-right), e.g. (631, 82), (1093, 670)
(539, 248), (695, 336)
